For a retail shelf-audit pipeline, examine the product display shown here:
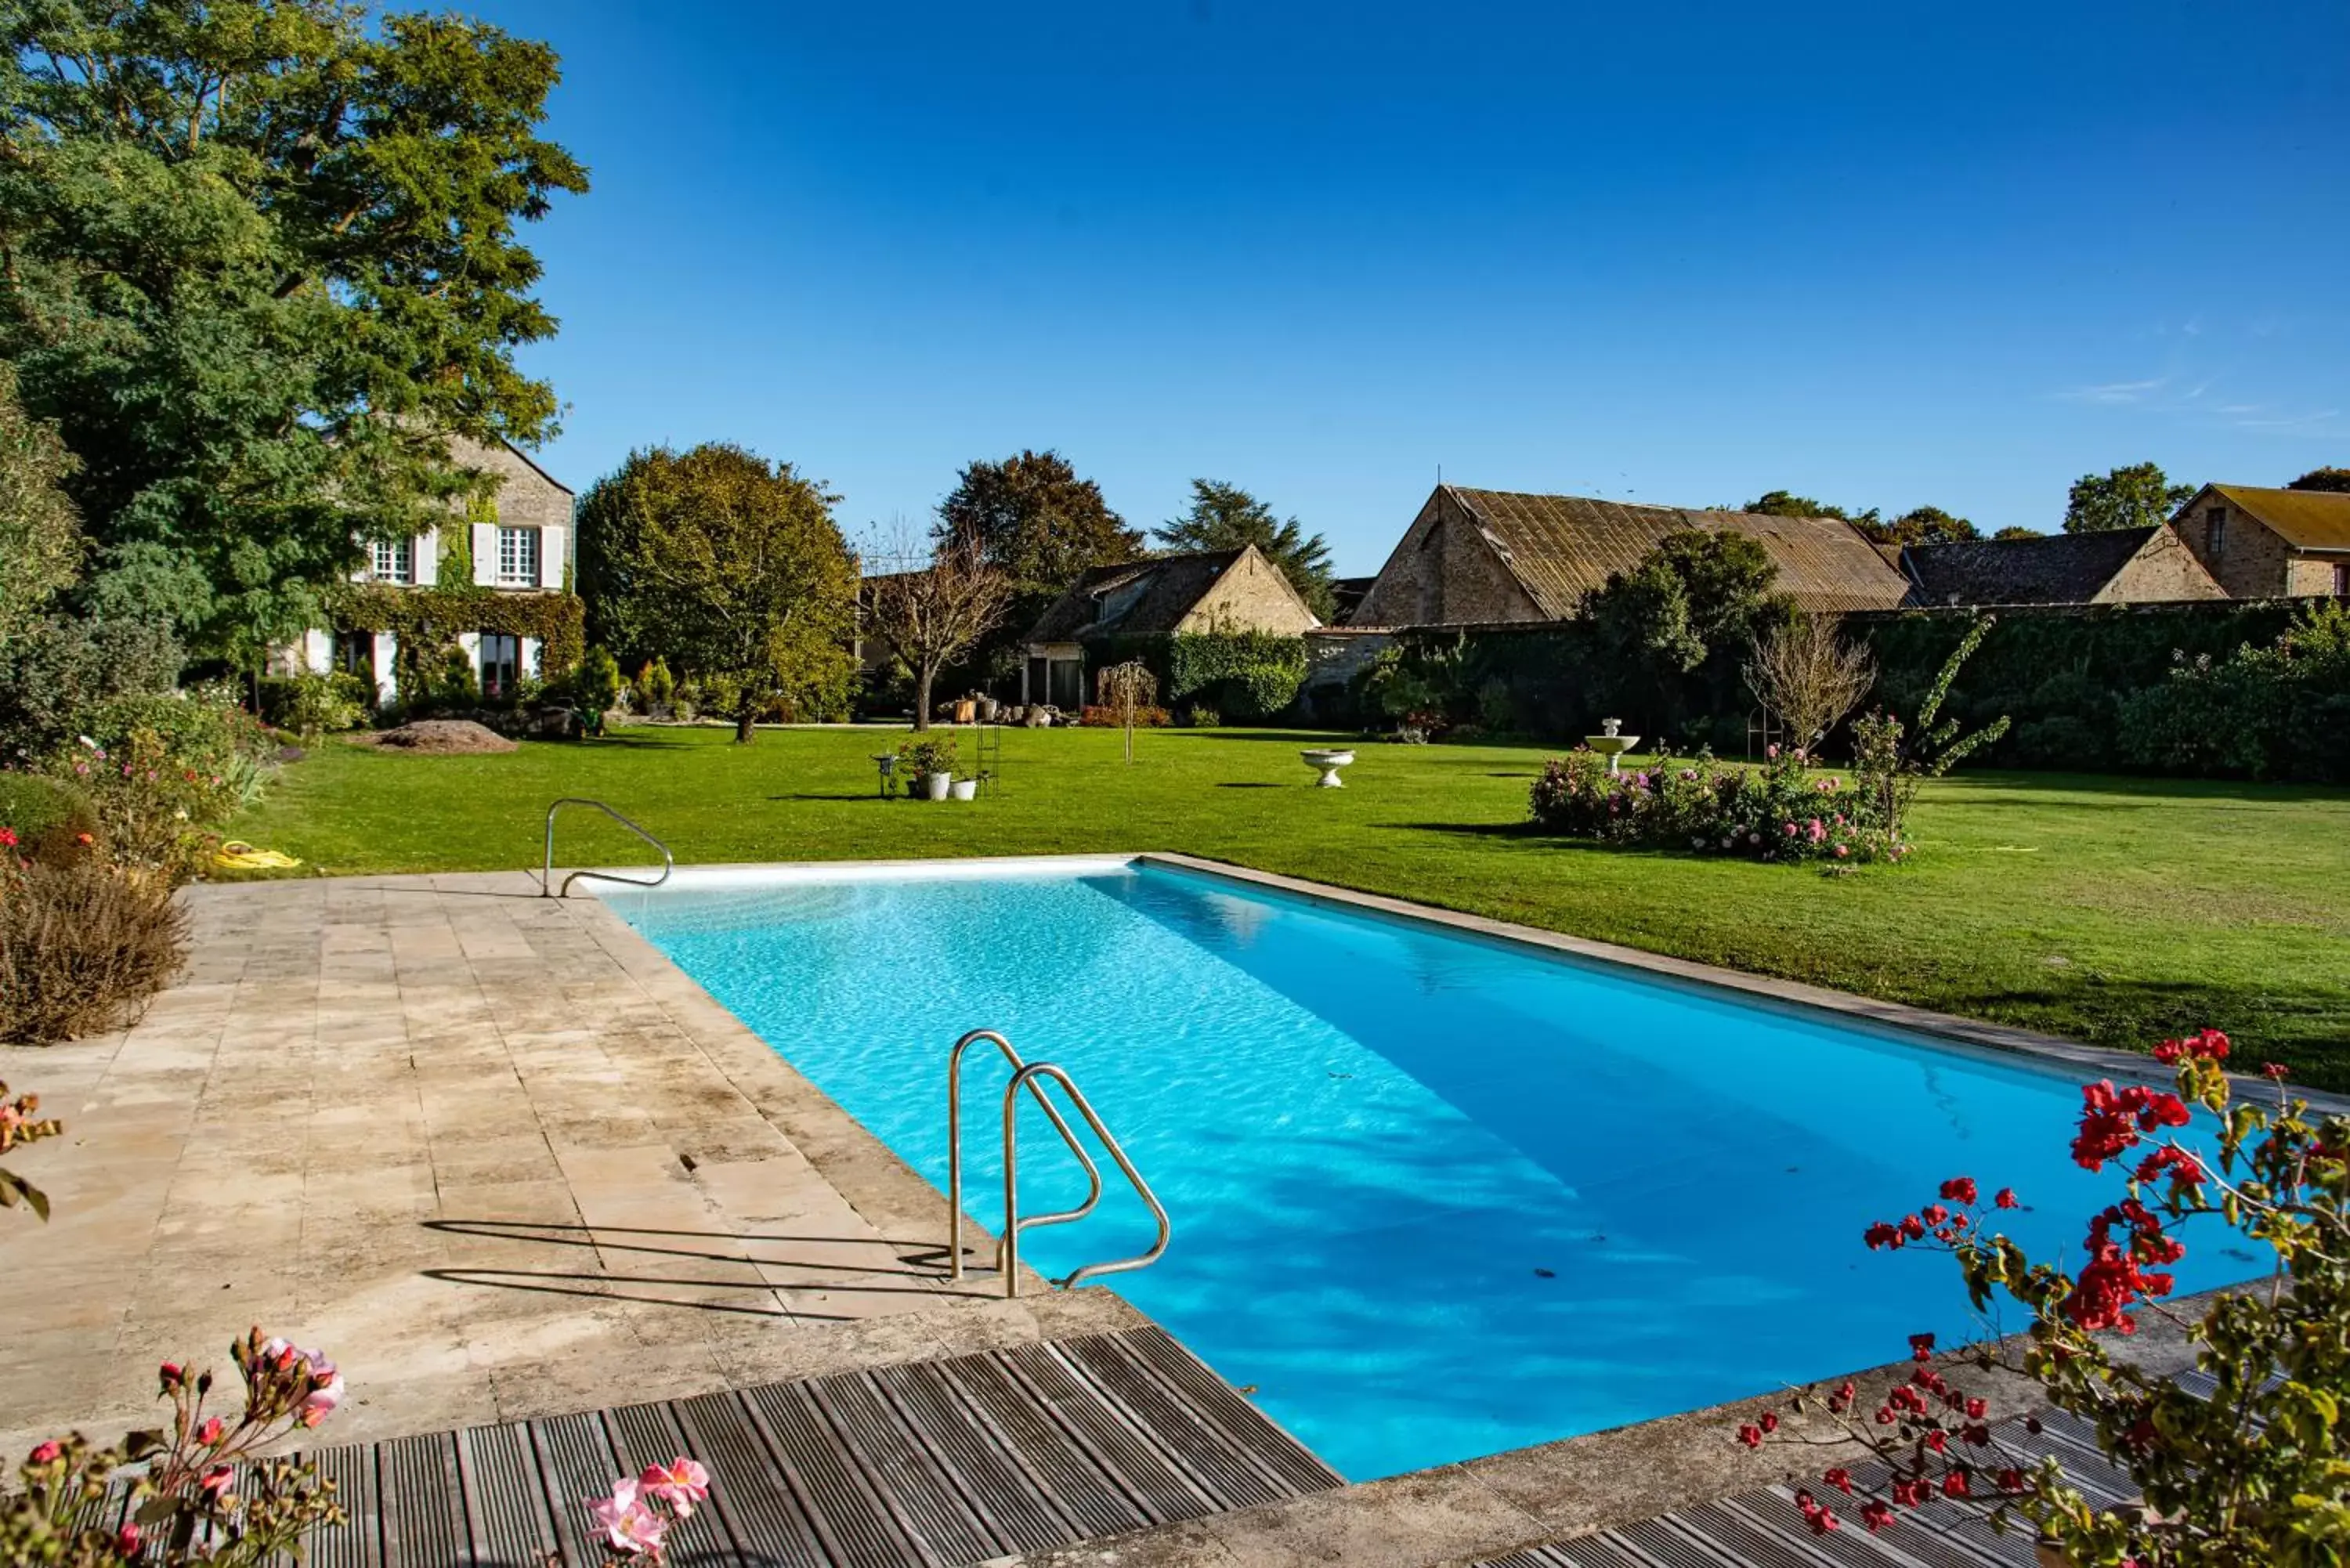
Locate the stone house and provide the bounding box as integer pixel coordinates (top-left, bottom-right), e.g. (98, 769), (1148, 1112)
(286, 435), (578, 706)
(1897, 526), (2224, 608)
(1018, 545), (1319, 709)
(2169, 484), (2350, 598)
(1349, 485), (1910, 627)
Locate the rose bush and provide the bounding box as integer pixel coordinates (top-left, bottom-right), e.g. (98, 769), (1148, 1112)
(1529, 744), (1909, 865)
(2, 1332), (347, 1568)
(1741, 1029), (2349, 1565)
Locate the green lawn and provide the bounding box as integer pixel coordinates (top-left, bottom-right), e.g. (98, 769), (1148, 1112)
(230, 724), (2350, 1089)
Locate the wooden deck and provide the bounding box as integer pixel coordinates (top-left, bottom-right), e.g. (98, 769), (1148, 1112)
(1472, 1390), (2186, 1568)
(290, 1326), (1340, 1568)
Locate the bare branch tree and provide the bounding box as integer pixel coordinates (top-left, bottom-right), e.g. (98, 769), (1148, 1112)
(864, 526), (1013, 732)
(1744, 614), (1876, 751)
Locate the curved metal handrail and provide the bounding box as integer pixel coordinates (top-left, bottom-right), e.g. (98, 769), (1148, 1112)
(541, 798), (674, 898)
(946, 1029), (1103, 1281)
(1001, 1060), (1170, 1297)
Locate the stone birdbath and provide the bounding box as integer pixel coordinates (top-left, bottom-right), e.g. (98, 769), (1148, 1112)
(1583, 717), (1640, 775)
(1300, 747), (1356, 788)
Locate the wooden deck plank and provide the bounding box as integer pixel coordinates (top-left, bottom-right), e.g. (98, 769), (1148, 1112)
(668, 1390), (829, 1568)
(869, 1358), (1078, 1555)
(455, 1421), (559, 1568)
(375, 1431), (462, 1568)
(1113, 1324), (1346, 1494)
(806, 1371), (1005, 1566)
(935, 1352), (1154, 1540)
(606, 1400), (734, 1568)
(277, 1326), (1334, 1568)
(739, 1380), (926, 1568)
(996, 1340), (1217, 1523)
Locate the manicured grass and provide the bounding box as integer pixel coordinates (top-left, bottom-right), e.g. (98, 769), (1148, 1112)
(230, 724), (2350, 1088)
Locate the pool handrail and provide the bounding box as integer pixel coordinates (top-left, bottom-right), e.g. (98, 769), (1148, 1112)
(1000, 1059), (1170, 1297)
(540, 797), (674, 898)
(945, 1028), (1104, 1281)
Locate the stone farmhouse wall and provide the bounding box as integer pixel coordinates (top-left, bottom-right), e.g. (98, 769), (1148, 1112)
(1176, 549), (1321, 635)
(1352, 489), (1544, 627)
(2099, 527), (2226, 602)
(2178, 494), (2305, 598)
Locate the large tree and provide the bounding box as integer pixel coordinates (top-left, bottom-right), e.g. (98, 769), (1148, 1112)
(576, 445), (858, 743)
(2286, 467), (2350, 493)
(1156, 479), (1336, 619)
(1582, 529), (1789, 735)
(2063, 462), (2194, 533)
(0, 0), (588, 655)
(937, 450), (1142, 598)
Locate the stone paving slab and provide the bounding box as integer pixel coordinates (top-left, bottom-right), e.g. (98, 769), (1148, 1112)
(0, 873), (1107, 1458)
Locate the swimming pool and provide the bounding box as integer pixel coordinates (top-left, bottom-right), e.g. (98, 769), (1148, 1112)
(609, 857), (2251, 1482)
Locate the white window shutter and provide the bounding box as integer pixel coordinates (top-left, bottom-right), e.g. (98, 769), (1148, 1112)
(472, 522), (496, 586)
(416, 528), (439, 586)
(539, 524), (566, 589)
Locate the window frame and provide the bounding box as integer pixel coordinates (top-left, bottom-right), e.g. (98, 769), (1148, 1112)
(371, 537), (414, 585)
(494, 526), (540, 587)
(479, 631), (522, 699)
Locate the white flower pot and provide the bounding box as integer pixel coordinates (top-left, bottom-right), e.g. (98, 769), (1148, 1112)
(950, 778), (978, 802)
(924, 771), (952, 801)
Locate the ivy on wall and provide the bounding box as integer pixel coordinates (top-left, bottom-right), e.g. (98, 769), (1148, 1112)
(328, 584), (585, 677)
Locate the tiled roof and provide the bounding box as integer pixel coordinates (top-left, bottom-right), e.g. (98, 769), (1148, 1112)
(1023, 549), (1246, 643)
(1444, 488), (1910, 615)
(2209, 485), (2350, 551)
(1899, 528), (2158, 606)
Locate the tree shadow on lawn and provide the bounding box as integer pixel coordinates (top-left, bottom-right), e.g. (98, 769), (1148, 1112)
(1952, 770), (2350, 807)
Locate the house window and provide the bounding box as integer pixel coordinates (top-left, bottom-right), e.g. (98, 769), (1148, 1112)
(495, 526), (540, 586)
(371, 537), (414, 584)
(479, 632), (521, 699)
(2336, 563), (2349, 598)
(2205, 507), (2228, 557)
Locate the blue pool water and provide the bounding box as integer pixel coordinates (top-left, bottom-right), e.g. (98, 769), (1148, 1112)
(612, 859), (2251, 1482)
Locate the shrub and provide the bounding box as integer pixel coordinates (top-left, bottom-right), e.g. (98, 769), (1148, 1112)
(1217, 662), (1304, 723)
(53, 717), (265, 882)
(0, 615), (182, 765)
(2117, 598), (2350, 782)
(0, 860), (188, 1042)
(255, 671), (367, 739)
(1164, 630), (1307, 702)
(1742, 1030), (2350, 1563)
(0, 774), (98, 864)
(633, 656), (676, 714)
(1530, 746), (1907, 865)
(573, 645), (624, 718)
(896, 735), (957, 777)
(1180, 703), (1220, 728)
(1079, 704), (1171, 728)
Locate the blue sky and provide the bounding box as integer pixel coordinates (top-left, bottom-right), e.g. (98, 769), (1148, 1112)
(474, 0), (2348, 571)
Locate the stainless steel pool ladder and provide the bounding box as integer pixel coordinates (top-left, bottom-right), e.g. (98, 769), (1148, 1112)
(540, 797), (674, 898)
(946, 1028), (1172, 1299)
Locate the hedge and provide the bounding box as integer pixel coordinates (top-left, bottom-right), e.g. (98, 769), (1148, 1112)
(329, 585), (587, 680)
(1385, 598), (2316, 774)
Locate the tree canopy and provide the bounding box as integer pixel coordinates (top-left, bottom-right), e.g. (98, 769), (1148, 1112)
(1992, 526), (2044, 541)
(0, 363), (81, 656)
(937, 450), (1142, 597)
(1156, 479), (1336, 619)
(2286, 467), (2350, 493)
(1582, 529), (1791, 742)
(1742, 491), (1978, 547)
(2063, 462), (2194, 533)
(575, 444), (857, 742)
(0, 0), (588, 656)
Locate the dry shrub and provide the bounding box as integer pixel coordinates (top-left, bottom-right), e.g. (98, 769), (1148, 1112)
(0, 862), (187, 1042)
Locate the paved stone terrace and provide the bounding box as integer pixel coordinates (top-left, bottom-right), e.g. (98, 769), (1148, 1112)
(0, 873), (1130, 1459)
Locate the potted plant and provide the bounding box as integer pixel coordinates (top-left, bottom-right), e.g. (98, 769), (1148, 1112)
(1741, 1029), (2348, 1565)
(897, 735), (957, 800)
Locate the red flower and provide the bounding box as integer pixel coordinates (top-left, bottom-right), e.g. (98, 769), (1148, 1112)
(1737, 1424), (1763, 1448)
(199, 1466), (234, 1498)
(116, 1523), (141, 1559)
(1759, 1411), (1779, 1433)
(195, 1416), (224, 1446)
(2264, 1062), (2289, 1081)
(1860, 1500), (1895, 1532)
(1823, 1467), (1853, 1494)
(1924, 1429), (1947, 1453)
(1908, 1332), (1936, 1361)
(1942, 1470), (1972, 1498)
(1994, 1187), (2019, 1209)
(0, 827), (16, 849)
(157, 1362), (183, 1389)
(28, 1440), (60, 1464)
(1920, 1203), (1949, 1227)
(1965, 1398), (1987, 1420)
(1939, 1176), (1978, 1205)
(1864, 1221), (1902, 1250)
(2152, 1028), (2229, 1064)
(1997, 1469), (2028, 1494)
